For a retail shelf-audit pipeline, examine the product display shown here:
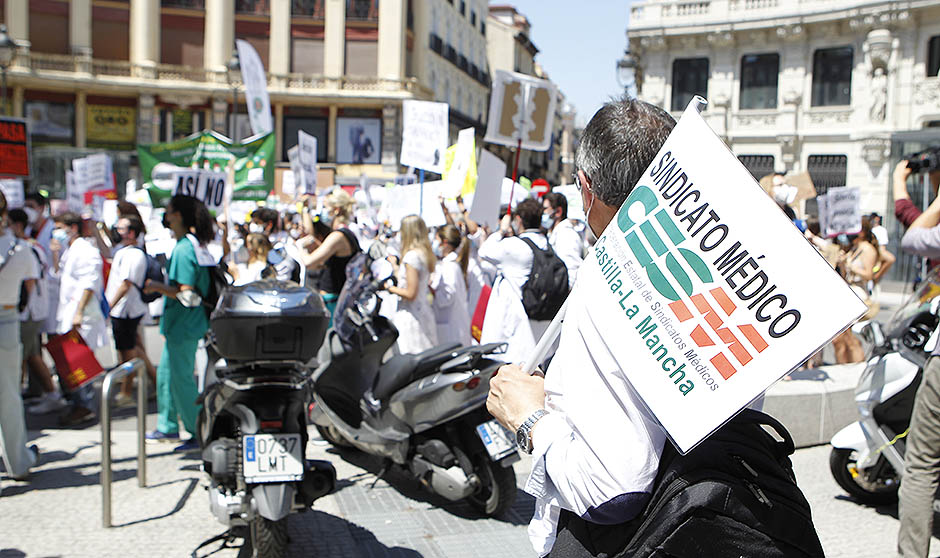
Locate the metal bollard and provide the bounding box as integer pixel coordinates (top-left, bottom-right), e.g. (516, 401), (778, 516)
(101, 358), (148, 528)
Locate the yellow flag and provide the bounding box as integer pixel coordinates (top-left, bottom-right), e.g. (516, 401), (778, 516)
(442, 133), (478, 198)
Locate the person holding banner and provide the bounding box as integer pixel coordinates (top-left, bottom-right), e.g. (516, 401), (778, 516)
(385, 215), (438, 354)
(142, 195), (213, 451)
(0, 191), (42, 488)
(486, 98), (676, 556)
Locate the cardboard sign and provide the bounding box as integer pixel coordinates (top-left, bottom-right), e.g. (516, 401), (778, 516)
(236, 39), (273, 136)
(576, 99), (866, 453)
(171, 169), (228, 211)
(818, 186), (861, 238)
(469, 150), (506, 230)
(298, 130), (318, 194)
(0, 178), (24, 209)
(400, 100), (449, 173)
(484, 70), (557, 152)
(443, 127), (477, 199)
(0, 118), (30, 177)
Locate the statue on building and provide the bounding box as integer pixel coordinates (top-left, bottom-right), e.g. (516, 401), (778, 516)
(870, 67), (887, 123)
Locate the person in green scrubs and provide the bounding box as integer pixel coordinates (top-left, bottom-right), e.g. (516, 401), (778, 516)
(143, 195), (213, 451)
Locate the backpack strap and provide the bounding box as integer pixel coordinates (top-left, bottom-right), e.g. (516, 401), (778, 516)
(519, 235), (555, 257)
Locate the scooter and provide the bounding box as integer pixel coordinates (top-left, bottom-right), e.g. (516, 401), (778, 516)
(193, 262), (337, 558)
(829, 266), (940, 505)
(309, 256), (519, 517)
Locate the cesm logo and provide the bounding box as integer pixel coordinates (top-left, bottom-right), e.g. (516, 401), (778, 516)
(617, 184), (769, 382)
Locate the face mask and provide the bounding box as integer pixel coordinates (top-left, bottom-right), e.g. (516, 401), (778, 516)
(319, 210), (333, 228)
(249, 222), (265, 235)
(109, 226), (123, 245)
(52, 228), (70, 245)
(289, 229), (301, 239)
(432, 239), (443, 258)
(541, 213), (555, 231)
(23, 207), (38, 224)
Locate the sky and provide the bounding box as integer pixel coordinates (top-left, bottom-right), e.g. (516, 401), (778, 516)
(496, 1), (634, 127)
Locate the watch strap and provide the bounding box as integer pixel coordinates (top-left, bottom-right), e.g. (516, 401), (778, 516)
(517, 409), (549, 454)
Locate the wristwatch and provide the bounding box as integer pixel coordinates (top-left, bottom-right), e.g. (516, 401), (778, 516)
(516, 409), (549, 454)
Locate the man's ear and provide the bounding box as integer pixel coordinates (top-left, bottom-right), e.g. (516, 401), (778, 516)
(579, 170), (594, 210)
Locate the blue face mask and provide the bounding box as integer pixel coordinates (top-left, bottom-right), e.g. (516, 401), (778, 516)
(52, 228), (70, 245)
(319, 210), (333, 227)
(541, 212), (555, 231)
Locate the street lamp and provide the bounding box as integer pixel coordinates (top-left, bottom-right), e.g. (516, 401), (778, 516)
(616, 49), (638, 99)
(0, 25), (18, 116)
(226, 48), (240, 139)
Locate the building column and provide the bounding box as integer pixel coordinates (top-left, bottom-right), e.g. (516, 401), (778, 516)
(328, 105), (338, 161)
(274, 103), (284, 161)
(70, 0), (92, 55)
(270, 0), (291, 76)
(137, 94), (156, 146)
(381, 103), (400, 173)
(11, 86), (24, 118)
(377, 0), (406, 82)
(130, 0), (160, 77)
(323, 0), (346, 80)
(76, 92), (87, 148)
(205, 0), (235, 80)
(4, 0), (28, 44)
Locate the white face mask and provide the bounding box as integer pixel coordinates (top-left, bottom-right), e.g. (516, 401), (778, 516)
(289, 228), (301, 239)
(23, 207), (39, 224)
(248, 222), (265, 235)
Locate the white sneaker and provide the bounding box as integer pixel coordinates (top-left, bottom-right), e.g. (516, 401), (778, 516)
(28, 392), (68, 414)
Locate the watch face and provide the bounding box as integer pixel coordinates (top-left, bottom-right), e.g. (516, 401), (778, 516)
(516, 428), (528, 449)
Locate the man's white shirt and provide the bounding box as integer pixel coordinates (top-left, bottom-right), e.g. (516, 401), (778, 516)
(549, 219), (584, 289)
(106, 245), (148, 319)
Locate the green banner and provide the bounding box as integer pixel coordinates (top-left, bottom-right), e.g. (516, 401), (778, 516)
(137, 131), (275, 205)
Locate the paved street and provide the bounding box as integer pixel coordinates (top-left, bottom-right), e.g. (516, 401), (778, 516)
(1, 405), (938, 558)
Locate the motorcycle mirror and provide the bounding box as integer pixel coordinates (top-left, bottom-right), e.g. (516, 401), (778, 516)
(356, 293), (378, 317)
(371, 259), (394, 282)
(177, 289), (203, 308)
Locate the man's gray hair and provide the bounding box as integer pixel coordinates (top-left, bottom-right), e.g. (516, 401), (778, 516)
(575, 97), (676, 208)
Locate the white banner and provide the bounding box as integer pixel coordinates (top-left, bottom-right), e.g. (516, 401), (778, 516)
(469, 150), (506, 230)
(575, 98), (866, 453)
(298, 130), (318, 194)
(382, 180), (447, 229)
(818, 186), (861, 238)
(66, 170), (84, 212)
(236, 39), (273, 137)
(171, 169), (228, 212)
(484, 70), (557, 151)
(0, 178), (24, 209)
(400, 100), (449, 173)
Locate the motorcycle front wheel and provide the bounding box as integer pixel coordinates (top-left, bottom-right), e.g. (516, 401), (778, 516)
(829, 447), (899, 506)
(249, 517), (288, 558)
(466, 456), (517, 517)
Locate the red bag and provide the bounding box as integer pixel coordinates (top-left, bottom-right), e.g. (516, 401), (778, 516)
(470, 284), (492, 343)
(45, 330), (105, 392)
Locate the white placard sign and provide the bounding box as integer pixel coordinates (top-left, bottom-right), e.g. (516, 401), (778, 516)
(298, 130), (318, 194)
(0, 178), (24, 209)
(400, 100), (449, 173)
(383, 181), (447, 229)
(286, 145), (301, 196)
(66, 170), (84, 212)
(484, 70), (557, 151)
(469, 150), (506, 230)
(84, 153), (112, 191)
(235, 39), (273, 136)
(575, 99), (867, 453)
(171, 169), (228, 211)
(818, 186), (861, 238)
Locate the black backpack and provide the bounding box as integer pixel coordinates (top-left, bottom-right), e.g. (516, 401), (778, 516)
(132, 247), (167, 304)
(202, 261), (232, 320)
(549, 410), (824, 558)
(519, 237), (569, 321)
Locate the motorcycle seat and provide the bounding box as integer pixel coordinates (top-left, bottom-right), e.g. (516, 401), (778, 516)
(371, 343), (463, 401)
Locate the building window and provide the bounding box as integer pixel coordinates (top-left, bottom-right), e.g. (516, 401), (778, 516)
(671, 58), (709, 112)
(283, 117), (328, 162)
(24, 101), (74, 146)
(811, 47), (853, 107)
(737, 155), (775, 181)
(471, 10), (476, 26)
(346, 0), (378, 21)
(806, 154), (847, 196)
(460, 1), (466, 16)
(929, 36), (940, 77)
(481, 21), (486, 36)
(739, 53), (778, 110)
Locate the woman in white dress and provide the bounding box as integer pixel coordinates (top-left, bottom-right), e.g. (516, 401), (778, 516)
(385, 215), (438, 354)
(431, 225), (471, 346)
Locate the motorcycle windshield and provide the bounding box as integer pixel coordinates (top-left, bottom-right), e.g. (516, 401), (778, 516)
(884, 266), (940, 336)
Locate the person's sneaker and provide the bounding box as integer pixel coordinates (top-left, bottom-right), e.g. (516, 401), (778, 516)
(10, 445), (40, 481)
(113, 393), (135, 409)
(174, 438), (200, 453)
(27, 392), (68, 414)
(58, 406), (95, 427)
(145, 430), (180, 444)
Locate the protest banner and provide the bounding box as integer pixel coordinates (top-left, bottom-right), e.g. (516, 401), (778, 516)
(442, 127), (477, 199)
(0, 178), (24, 208)
(484, 70), (557, 152)
(818, 186), (862, 238)
(298, 130), (318, 194)
(400, 100), (448, 174)
(0, 117), (30, 177)
(78, 153), (117, 201)
(568, 98), (866, 453)
(286, 145), (301, 197)
(469, 150), (506, 230)
(236, 39), (273, 137)
(171, 169), (228, 212)
(138, 130), (274, 206)
(66, 170), (83, 212)
(383, 180), (447, 229)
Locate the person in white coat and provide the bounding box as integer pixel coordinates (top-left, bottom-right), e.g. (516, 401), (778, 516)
(431, 225), (471, 346)
(478, 198), (552, 365)
(52, 212), (106, 426)
(543, 192), (584, 289)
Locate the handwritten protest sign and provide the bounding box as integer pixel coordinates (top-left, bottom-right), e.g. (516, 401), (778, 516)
(171, 169), (228, 212)
(400, 100), (448, 173)
(469, 150), (506, 230)
(298, 130), (318, 194)
(0, 178), (24, 209)
(383, 180), (447, 229)
(576, 98), (866, 452)
(66, 171), (83, 212)
(818, 186), (861, 238)
(485, 70), (557, 151)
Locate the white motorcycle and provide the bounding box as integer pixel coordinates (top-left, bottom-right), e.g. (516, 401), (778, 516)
(829, 268), (940, 505)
